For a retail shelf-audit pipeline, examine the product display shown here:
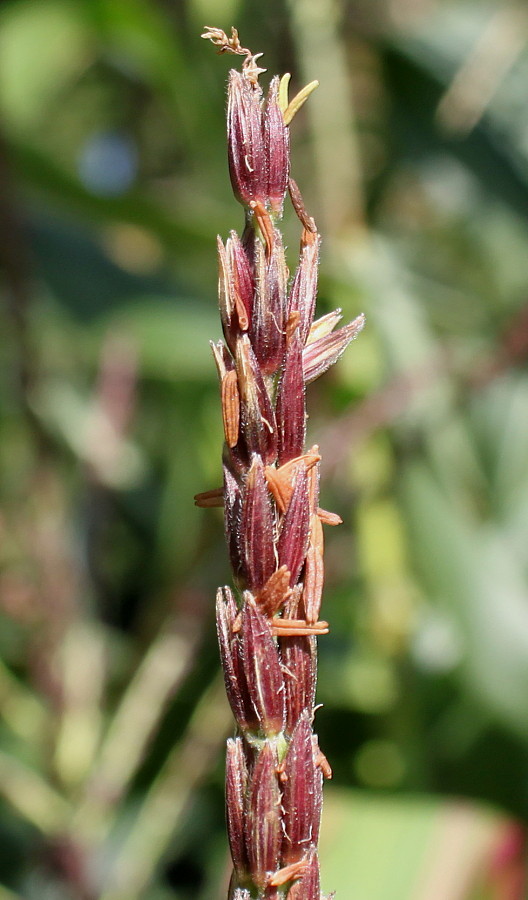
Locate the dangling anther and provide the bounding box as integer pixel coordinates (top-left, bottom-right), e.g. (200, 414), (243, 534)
(221, 369), (240, 448)
(270, 618), (329, 636)
(289, 177), (317, 234)
(268, 859), (308, 887)
(265, 451), (321, 513)
(194, 487), (224, 507)
(283, 80), (319, 125)
(233, 289), (249, 331)
(285, 310), (301, 345)
(317, 508), (342, 526)
(276, 760), (288, 783)
(249, 200), (275, 259)
(315, 748), (333, 779)
(255, 565), (292, 617)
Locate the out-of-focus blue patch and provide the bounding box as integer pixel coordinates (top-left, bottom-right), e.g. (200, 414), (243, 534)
(78, 132), (138, 196)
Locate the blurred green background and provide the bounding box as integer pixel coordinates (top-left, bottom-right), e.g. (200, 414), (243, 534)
(1, 0), (528, 897)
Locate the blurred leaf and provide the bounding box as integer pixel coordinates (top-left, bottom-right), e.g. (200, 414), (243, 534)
(384, 43), (528, 219)
(403, 461), (528, 741)
(0, 0), (90, 132)
(92, 298), (218, 381)
(320, 787), (512, 900)
(84, 0), (191, 132)
(29, 212), (174, 321)
(12, 139), (211, 259)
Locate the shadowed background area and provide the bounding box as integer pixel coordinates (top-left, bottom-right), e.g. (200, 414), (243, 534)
(1, 1), (528, 898)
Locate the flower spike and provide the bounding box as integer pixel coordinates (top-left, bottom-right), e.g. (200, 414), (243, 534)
(201, 29), (364, 898)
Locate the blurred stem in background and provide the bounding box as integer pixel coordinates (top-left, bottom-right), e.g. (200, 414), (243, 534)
(288, 0), (365, 235)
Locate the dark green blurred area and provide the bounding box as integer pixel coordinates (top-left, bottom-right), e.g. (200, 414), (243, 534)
(1, 1), (528, 898)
